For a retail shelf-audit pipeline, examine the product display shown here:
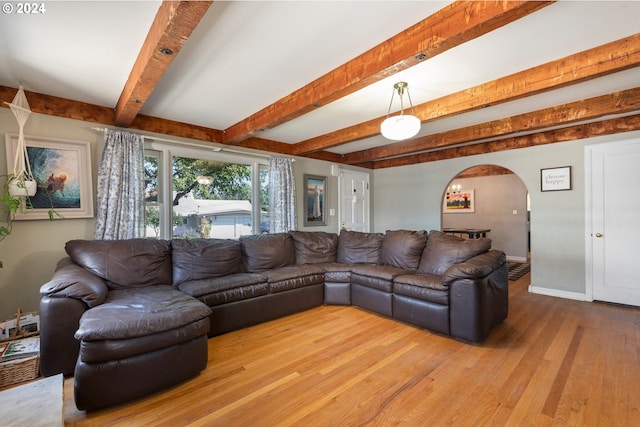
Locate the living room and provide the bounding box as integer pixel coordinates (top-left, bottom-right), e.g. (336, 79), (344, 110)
(1, 1), (640, 424)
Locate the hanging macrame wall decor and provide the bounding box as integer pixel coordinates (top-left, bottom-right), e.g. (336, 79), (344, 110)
(4, 84), (37, 197)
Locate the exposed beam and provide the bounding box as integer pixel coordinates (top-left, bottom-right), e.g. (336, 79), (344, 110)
(223, 0), (555, 145)
(370, 114), (640, 169)
(129, 114), (223, 143)
(1, 85), (116, 124)
(114, 1), (213, 127)
(0, 85), (224, 143)
(233, 137), (293, 156)
(297, 33), (640, 155)
(343, 86), (640, 163)
(457, 165), (514, 178)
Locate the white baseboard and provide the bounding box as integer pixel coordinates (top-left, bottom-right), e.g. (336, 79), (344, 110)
(528, 286), (589, 301)
(506, 255), (528, 263)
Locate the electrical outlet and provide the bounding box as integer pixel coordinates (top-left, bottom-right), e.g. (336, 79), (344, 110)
(512, 209), (518, 215)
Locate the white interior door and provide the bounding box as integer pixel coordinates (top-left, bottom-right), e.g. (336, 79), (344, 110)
(587, 138), (640, 306)
(339, 170), (370, 232)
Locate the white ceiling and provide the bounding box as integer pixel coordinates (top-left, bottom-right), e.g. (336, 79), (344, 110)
(1, 1), (639, 162)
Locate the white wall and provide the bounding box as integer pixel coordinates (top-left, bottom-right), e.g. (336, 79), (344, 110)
(443, 173), (528, 260)
(373, 129), (640, 298)
(0, 109), (103, 319)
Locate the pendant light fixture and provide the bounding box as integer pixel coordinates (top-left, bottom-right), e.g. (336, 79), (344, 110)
(380, 81), (421, 141)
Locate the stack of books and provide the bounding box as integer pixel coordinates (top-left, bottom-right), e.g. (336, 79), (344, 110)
(0, 336), (40, 362)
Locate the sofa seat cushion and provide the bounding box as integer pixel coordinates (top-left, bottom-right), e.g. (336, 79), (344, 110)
(75, 286), (212, 341)
(351, 264), (412, 292)
(265, 265), (325, 293)
(78, 317), (210, 364)
(172, 238), (242, 285)
(316, 262), (352, 282)
(351, 264), (412, 281)
(381, 229), (427, 270)
(418, 230), (491, 275)
(66, 239), (173, 289)
(177, 273), (269, 306)
(289, 231), (338, 264)
(393, 274), (449, 305)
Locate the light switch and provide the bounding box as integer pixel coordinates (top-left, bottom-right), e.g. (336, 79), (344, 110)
(329, 208), (336, 216)
(512, 209), (518, 215)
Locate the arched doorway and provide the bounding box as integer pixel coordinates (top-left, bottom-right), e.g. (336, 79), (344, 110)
(442, 164), (529, 263)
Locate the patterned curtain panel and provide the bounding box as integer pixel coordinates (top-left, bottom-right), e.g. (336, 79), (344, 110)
(268, 156), (297, 233)
(94, 130), (145, 240)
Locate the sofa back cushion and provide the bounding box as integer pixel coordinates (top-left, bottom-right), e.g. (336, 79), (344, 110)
(418, 230), (491, 275)
(172, 238), (242, 285)
(336, 229), (384, 264)
(381, 229), (428, 270)
(289, 231), (338, 264)
(240, 233), (296, 273)
(65, 239), (172, 289)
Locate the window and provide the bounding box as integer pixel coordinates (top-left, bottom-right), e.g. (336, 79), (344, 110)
(144, 150), (162, 239)
(144, 144), (268, 239)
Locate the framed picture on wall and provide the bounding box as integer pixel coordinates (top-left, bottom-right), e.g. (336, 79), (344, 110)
(303, 174), (327, 226)
(443, 188), (475, 213)
(5, 134), (94, 220)
(541, 166), (572, 191)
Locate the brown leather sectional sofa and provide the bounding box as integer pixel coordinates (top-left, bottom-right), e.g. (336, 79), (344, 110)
(39, 229), (508, 410)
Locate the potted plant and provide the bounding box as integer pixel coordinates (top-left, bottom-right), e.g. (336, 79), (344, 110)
(0, 174), (60, 268)
(0, 174), (23, 243)
(7, 175), (37, 197)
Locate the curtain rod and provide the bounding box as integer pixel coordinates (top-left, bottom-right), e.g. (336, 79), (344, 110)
(90, 127), (292, 161)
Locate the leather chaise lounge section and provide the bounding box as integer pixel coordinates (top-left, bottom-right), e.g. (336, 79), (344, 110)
(39, 229), (508, 411)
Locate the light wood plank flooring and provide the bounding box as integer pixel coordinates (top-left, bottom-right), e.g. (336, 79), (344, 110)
(63, 272), (640, 426)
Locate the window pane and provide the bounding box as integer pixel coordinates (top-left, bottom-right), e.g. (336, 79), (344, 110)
(144, 152), (161, 239)
(144, 152), (160, 203)
(172, 156), (253, 239)
(144, 205), (161, 238)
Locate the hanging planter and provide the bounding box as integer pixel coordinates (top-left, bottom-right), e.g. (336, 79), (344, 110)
(4, 83), (36, 198)
(8, 177), (37, 197)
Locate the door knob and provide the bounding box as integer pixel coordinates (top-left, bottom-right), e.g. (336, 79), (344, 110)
(595, 233), (603, 238)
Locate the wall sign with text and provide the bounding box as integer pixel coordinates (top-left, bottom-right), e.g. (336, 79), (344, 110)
(541, 166), (572, 192)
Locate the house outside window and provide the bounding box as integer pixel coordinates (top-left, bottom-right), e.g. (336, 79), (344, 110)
(143, 145), (269, 239)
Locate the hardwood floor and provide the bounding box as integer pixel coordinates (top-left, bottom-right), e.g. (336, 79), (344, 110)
(63, 272), (640, 426)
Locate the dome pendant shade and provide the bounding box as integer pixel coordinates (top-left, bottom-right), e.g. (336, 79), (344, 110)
(380, 81), (421, 141)
(381, 114), (421, 141)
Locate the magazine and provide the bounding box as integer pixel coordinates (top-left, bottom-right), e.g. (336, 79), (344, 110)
(0, 336), (40, 362)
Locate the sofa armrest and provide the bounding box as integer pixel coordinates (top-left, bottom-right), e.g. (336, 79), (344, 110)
(446, 250), (509, 343)
(40, 257), (109, 308)
(39, 296), (86, 376)
(441, 250), (506, 287)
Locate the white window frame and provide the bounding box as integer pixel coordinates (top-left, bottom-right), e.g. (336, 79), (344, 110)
(144, 141), (268, 239)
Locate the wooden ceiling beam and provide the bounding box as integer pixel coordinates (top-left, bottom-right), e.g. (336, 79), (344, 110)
(1, 85), (116, 124)
(0, 85), (224, 143)
(371, 114), (640, 169)
(298, 33), (640, 155)
(457, 165), (514, 178)
(114, 1), (213, 127)
(223, 0), (554, 145)
(342, 86), (640, 163)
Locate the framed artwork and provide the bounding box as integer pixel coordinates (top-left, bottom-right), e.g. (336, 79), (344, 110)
(443, 188), (475, 213)
(5, 134), (94, 220)
(541, 166), (572, 191)
(303, 174), (327, 226)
